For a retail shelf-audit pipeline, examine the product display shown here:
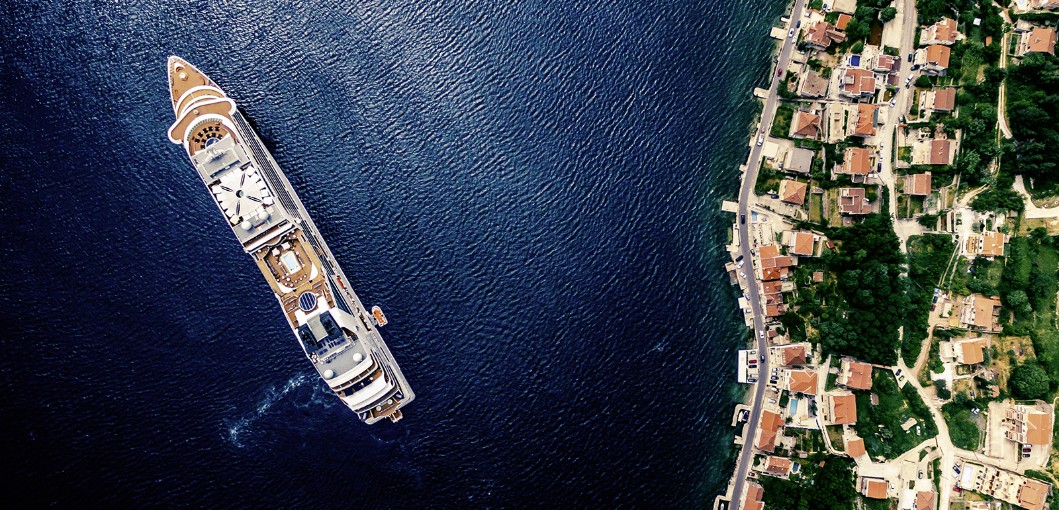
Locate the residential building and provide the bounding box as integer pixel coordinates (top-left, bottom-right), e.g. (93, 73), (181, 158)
(762, 456), (794, 478)
(775, 343), (809, 366)
(931, 87), (956, 112)
(839, 187), (871, 215)
(826, 392), (857, 424)
(790, 110), (821, 139)
(965, 231), (1009, 258)
(785, 369), (818, 395)
(853, 103), (878, 137)
(779, 179), (808, 206)
(838, 147), (873, 181)
(904, 172), (931, 196)
(953, 338), (986, 365)
(917, 45), (951, 76)
(788, 231), (817, 257)
(1019, 27), (1057, 56)
(1036, 0), (1059, 9)
(920, 18), (958, 45)
(872, 54), (898, 72)
(846, 437), (866, 457)
(804, 21), (847, 50)
(758, 245), (796, 281)
(840, 68), (877, 99)
(959, 294), (1002, 332)
(929, 139), (954, 165)
(956, 462), (1051, 510)
(914, 491), (936, 510)
(799, 70), (829, 98)
(1004, 403), (1055, 446)
(838, 358), (873, 390)
(783, 147), (814, 174)
(744, 482), (765, 510)
(756, 409), (784, 452)
(860, 478), (888, 499)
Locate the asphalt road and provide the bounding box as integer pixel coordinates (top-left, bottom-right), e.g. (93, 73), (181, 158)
(727, 0), (807, 508)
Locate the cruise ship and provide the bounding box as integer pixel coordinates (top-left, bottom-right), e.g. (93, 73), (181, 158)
(165, 57), (414, 423)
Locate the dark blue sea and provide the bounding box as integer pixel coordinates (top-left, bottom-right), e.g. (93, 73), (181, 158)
(0, 0), (786, 507)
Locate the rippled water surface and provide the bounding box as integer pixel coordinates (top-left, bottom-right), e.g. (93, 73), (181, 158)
(0, 0), (785, 506)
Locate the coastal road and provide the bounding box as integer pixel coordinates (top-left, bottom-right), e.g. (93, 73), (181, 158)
(728, 0), (807, 508)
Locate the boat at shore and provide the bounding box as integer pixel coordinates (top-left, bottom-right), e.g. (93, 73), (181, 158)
(165, 57), (414, 423)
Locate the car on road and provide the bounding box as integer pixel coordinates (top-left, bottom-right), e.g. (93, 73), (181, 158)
(757, 133), (764, 146)
(760, 355), (766, 362)
(889, 97), (896, 108)
(740, 214), (746, 224)
(918, 471), (924, 479)
(904, 75), (913, 88)
(788, 28), (795, 38)
(907, 53), (914, 62)
(777, 68), (783, 77)
(759, 331), (765, 339)
(796, 20), (801, 28)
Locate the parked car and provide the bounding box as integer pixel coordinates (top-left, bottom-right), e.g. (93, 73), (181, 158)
(907, 53), (914, 62)
(1024, 453), (1032, 458)
(889, 98), (896, 107)
(739, 410), (750, 421)
(796, 20), (801, 28)
(757, 133), (764, 146)
(895, 368), (902, 376)
(749, 377), (758, 383)
(740, 214), (746, 225)
(788, 28), (795, 38)
(954, 465), (961, 474)
(918, 471), (924, 479)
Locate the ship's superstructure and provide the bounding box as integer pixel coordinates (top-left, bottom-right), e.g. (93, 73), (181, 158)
(165, 57), (413, 423)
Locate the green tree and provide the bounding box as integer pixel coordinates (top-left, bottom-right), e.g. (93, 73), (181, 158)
(1010, 363), (1050, 400)
(1006, 290), (1032, 317)
(881, 6), (897, 22)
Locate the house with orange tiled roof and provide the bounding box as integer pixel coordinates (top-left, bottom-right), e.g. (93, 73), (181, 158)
(860, 477), (888, 499)
(959, 294), (1002, 333)
(787, 231), (818, 257)
(790, 110), (821, 139)
(917, 45), (951, 76)
(1005, 403), (1054, 446)
(931, 87), (956, 112)
(837, 147), (873, 181)
(779, 179), (808, 205)
(758, 455), (794, 478)
(744, 482), (765, 510)
(757, 244), (796, 282)
(838, 358), (873, 390)
(756, 409), (784, 452)
(914, 490), (936, 510)
(804, 21), (847, 50)
(771, 343), (810, 367)
(839, 188), (872, 215)
(929, 139), (954, 165)
(853, 103), (879, 137)
(953, 338), (987, 365)
(904, 172), (931, 196)
(1019, 27), (1057, 56)
(920, 17), (958, 45)
(956, 462), (1051, 510)
(965, 231), (1009, 258)
(872, 54), (898, 73)
(839, 68), (877, 99)
(785, 369), (818, 395)
(825, 392), (857, 424)
(846, 436), (866, 457)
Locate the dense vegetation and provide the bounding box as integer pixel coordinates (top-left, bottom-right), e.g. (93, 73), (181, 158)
(1010, 363), (1050, 400)
(856, 370), (938, 458)
(1006, 53), (1059, 190)
(903, 235), (956, 363)
(817, 215), (909, 365)
(941, 392), (982, 450)
(1000, 236), (1059, 392)
(759, 454), (857, 510)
